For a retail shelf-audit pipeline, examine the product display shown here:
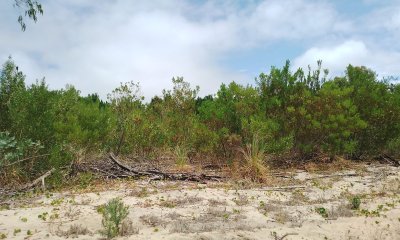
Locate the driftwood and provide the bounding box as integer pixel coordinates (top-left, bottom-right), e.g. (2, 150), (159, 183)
(106, 153), (223, 182)
(21, 168), (55, 191)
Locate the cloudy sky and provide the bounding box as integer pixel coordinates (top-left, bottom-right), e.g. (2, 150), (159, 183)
(1, 0), (399, 99)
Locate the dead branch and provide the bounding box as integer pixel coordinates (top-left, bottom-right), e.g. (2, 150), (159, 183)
(256, 185), (306, 191)
(381, 154), (400, 167)
(305, 173), (358, 180)
(271, 232), (299, 240)
(108, 153), (223, 182)
(21, 168), (55, 191)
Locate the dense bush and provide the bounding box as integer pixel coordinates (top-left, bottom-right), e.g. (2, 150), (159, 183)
(1, 56), (400, 185)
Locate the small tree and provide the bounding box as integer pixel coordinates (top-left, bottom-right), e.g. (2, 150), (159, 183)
(107, 81), (143, 155)
(100, 198), (130, 239)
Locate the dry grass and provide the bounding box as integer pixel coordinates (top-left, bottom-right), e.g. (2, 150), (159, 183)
(273, 210), (292, 224)
(169, 206), (250, 234)
(159, 195), (203, 208)
(233, 194), (249, 206)
(140, 214), (166, 227)
(327, 202), (354, 219)
(120, 219), (139, 236)
(129, 187), (153, 198)
(258, 201), (280, 216)
(238, 136), (270, 182)
(165, 211), (182, 220)
(56, 224), (91, 238)
(175, 195), (204, 206)
(285, 190), (310, 206)
(304, 156), (363, 173)
(64, 206), (81, 219)
(208, 198), (227, 206)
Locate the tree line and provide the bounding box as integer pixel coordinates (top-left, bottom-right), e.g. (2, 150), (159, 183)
(1, 57), (400, 185)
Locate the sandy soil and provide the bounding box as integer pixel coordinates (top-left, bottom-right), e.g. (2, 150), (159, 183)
(0, 164), (399, 240)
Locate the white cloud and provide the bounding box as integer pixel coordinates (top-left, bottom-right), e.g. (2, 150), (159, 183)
(0, 0), (375, 99)
(293, 40), (400, 78)
(293, 40), (369, 75)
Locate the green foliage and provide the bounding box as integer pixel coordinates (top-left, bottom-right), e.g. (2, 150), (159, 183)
(0, 131), (42, 166)
(54, 86), (112, 152)
(100, 198), (130, 239)
(14, 0), (44, 31)
(351, 196), (361, 210)
(2, 57), (400, 185)
(77, 172), (93, 189)
(107, 81), (143, 155)
(0, 57), (25, 131)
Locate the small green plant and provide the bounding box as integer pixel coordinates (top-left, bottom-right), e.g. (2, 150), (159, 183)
(100, 198), (130, 239)
(20, 217), (28, 222)
(27, 230), (32, 236)
(316, 207), (328, 218)
(360, 208), (381, 217)
(0, 233), (6, 239)
(38, 212), (48, 221)
(130, 187), (148, 198)
(350, 196), (361, 210)
(50, 213), (59, 220)
(51, 198), (63, 206)
(13, 228), (21, 236)
(96, 204), (105, 214)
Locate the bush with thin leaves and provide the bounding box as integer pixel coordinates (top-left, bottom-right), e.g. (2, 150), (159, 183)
(100, 198), (130, 239)
(239, 135), (269, 182)
(174, 145), (189, 167)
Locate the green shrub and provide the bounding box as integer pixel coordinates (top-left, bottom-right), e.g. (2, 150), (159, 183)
(0, 131), (43, 167)
(315, 207), (328, 218)
(100, 198), (130, 239)
(350, 196), (361, 210)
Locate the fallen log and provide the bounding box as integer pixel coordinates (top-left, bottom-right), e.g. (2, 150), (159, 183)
(109, 153), (153, 176)
(108, 153), (223, 182)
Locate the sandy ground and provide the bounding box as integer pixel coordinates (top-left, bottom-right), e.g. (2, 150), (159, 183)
(0, 164), (399, 240)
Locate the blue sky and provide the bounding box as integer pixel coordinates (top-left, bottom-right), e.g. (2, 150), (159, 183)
(1, 0), (399, 99)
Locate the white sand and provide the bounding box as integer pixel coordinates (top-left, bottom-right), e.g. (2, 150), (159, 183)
(1, 164), (399, 240)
